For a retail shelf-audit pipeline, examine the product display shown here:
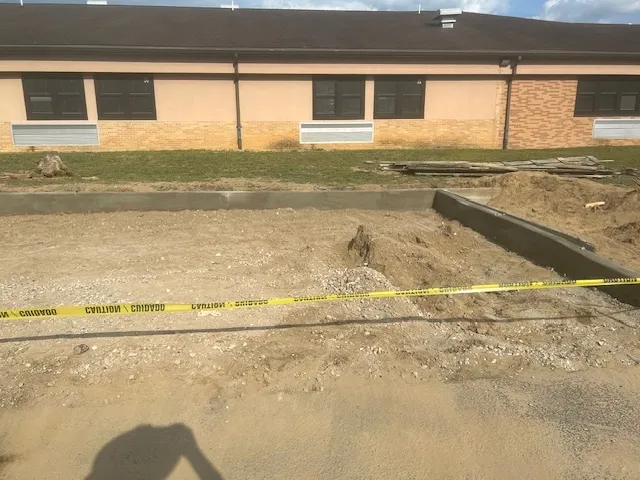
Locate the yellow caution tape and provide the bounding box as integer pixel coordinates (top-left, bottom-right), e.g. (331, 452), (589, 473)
(1, 277), (638, 320)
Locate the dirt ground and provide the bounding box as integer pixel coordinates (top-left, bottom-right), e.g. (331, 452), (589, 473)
(482, 172), (640, 272)
(1, 209), (639, 479)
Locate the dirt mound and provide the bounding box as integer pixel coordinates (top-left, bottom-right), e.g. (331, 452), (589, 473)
(480, 172), (636, 213)
(483, 172), (640, 271)
(606, 221), (640, 245)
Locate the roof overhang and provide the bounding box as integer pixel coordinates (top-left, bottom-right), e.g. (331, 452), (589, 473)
(2, 45), (640, 61)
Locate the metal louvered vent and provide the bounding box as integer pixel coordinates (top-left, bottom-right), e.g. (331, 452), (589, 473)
(12, 123), (100, 147)
(299, 121), (374, 144)
(593, 118), (640, 139)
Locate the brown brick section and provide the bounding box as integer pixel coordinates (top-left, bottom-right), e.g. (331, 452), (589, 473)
(509, 79), (640, 149)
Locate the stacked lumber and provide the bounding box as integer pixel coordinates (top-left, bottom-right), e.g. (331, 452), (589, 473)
(379, 156), (615, 178)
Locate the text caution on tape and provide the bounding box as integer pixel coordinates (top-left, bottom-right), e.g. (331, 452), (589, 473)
(1, 277), (638, 320)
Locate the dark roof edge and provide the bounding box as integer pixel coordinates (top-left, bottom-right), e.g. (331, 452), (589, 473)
(3, 44), (640, 60)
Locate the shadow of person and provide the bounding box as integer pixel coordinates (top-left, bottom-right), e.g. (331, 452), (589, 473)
(85, 423), (223, 480)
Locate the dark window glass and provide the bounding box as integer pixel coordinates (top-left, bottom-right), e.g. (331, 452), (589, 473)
(597, 93), (616, 112)
(374, 77), (425, 119)
(620, 94), (638, 111)
(22, 75), (87, 120)
(575, 78), (640, 116)
(95, 75), (156, 120)
(375, 97), (396, 115)
(575, 94), (595, 113)
(313, 77), (364, 120)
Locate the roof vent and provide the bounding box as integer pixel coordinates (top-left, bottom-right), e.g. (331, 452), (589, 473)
(221, 0), (239, 10)
(436, 8), (462, 28)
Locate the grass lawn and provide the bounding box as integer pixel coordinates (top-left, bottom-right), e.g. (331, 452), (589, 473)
(1, 146), (639, 189)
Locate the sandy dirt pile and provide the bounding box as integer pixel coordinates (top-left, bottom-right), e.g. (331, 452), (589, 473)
(480, 172), (640, 271)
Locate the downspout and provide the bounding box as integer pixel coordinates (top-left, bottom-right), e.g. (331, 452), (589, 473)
(233, 53), (243, 150)
(502, 56), (520, 150)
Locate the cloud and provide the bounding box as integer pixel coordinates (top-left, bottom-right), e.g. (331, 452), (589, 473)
(540, 0), (640, 22)
(252, 0), (508, 13)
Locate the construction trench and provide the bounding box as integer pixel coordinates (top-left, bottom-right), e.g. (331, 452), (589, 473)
(0, 174), (639, 479)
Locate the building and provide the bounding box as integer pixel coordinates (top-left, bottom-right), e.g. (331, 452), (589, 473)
(1, 3), (640, 152)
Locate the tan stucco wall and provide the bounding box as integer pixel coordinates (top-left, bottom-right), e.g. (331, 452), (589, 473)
(426, 80), (499, 120)
(83, 76), (98, 120)
(517, 64), (640, 75)
(364, 77), (375, 121)
(239, 63), (509, 75)
(154, 77), (236, 122)
(0, 75), (26, 121)
(240, 78), (311, 121)
(0, 60), (233, 74)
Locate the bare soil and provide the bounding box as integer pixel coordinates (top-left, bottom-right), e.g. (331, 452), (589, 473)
(482, 172), (640, 271)
(1, 209), (639, 479)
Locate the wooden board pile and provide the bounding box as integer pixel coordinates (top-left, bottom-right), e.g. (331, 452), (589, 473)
(379, 156), (615, 178)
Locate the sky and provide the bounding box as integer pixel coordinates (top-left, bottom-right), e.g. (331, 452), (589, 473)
(2, 0), (640, 24)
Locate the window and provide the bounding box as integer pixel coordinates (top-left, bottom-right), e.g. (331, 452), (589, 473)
(313, 77), (365, 120)
(95, 75), (156, 120)
(374, 77), (425, 119)
(575, 78), (640, 116)
(22, 75), (87, 121)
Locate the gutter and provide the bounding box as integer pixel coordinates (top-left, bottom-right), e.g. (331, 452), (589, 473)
(3, 44), (640, 60)
(502, 56), (520, 150)
(233, 53), (242, 150)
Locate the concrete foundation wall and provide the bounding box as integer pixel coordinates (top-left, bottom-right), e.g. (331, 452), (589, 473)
(432, 190), (640, 306)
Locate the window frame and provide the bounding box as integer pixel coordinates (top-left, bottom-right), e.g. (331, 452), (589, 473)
(373, 76), (426, 120)
(22, 74), (88, 121)
(312, 76), (366, 120)
(574, 77), (640, 117)
(94, 74), (157, 121)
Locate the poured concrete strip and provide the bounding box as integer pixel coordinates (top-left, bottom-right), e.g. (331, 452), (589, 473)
(444, 187), (498, 205)
(0, 189), (446, 215)
(432, 190), (640, 306)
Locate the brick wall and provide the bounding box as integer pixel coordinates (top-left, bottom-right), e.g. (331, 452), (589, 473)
(374, 119), (502, 149)
(509, 78), (640, 149)
(0, 121), (237, 153)
(99, 121), (237, 151)
(0, 123), (13, 152)
(242, 122), (300, 150)
(243, 118), (506, 151)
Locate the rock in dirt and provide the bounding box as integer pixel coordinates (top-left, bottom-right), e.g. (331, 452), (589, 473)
(73, 344), (89, 355)
(37, 154), (71, 178)
(348, 225), (375, 266)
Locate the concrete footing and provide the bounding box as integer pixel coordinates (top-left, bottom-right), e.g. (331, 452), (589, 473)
(433, 190), (640, 306)
(0, 188), (498, 216)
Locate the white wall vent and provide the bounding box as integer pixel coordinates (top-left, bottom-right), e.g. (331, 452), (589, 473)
(12, 123), (100, 147)
(592, 118), (640, 139)
(300, 121), (374, 144)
